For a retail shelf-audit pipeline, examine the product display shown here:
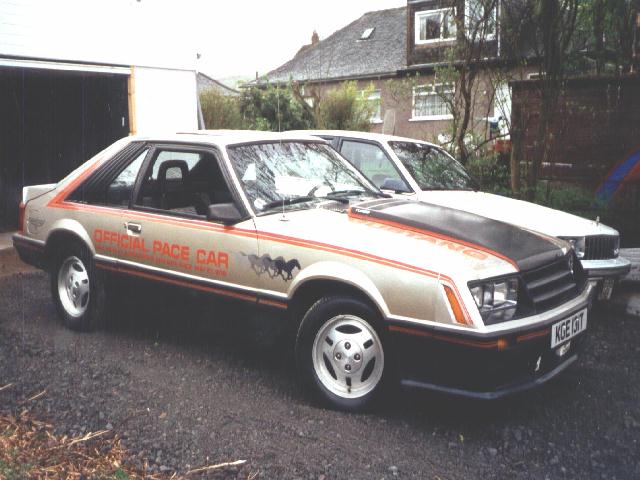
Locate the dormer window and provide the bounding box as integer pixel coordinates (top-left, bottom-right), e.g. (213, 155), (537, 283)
(360, 27), (375, 40)
(415, 8), (457, 45)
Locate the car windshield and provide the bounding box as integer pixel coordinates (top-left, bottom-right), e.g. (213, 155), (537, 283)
(227, 141), (377, 214)
(388, 141), (476, 191)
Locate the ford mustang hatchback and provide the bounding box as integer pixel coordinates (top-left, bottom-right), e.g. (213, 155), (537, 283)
(14, 131), (595, 410)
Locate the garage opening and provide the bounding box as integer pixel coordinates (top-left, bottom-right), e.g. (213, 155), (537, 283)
(0, 66), (130, 231)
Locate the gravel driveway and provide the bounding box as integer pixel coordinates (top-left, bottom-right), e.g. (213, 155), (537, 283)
(1, 269), (639, 479)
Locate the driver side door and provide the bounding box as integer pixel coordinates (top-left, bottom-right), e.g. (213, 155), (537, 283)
(116, 143), (261, 302)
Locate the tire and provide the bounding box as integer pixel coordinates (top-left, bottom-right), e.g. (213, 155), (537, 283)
(50, 240), (107, 332)
(295, 295), (389, 411)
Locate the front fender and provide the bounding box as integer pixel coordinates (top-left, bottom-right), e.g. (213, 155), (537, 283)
(288, 260), (390, 317)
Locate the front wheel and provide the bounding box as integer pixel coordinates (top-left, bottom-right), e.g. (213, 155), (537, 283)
(50, 242), (107, 331)
(295, 295), (388, 411)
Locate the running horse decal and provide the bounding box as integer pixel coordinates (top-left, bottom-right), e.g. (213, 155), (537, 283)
(273, 257), (302, 281)
(241, 253), (301, 281)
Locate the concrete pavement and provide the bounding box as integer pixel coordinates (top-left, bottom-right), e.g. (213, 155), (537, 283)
(0, 232), (13, 252)
(608, 248), (640, 317)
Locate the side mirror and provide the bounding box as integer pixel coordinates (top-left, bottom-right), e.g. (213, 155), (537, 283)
(380, 178), (410, 193)
(206, 203), (243, 225)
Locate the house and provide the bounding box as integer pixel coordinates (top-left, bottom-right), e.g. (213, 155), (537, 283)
(249, 1), (535, 141)
(0, 0), (200, 230)
(197, 72), (240, 96)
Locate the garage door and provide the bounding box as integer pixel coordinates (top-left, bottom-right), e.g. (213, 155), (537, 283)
(0, 66), (129, 231)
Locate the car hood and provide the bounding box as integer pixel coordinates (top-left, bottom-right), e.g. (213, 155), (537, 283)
(415, 190), (617, 237)
(253, 199), (568, 281)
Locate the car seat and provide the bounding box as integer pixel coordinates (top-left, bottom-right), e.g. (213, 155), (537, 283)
(158, 160), (191, 211)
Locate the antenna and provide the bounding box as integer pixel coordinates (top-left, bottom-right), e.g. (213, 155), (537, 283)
(280, 197), (289, 222)
(277, 86), (281, 132)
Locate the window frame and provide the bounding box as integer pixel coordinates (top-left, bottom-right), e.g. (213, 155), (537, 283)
(359, 89), (382, 124)
(105, 148), (151, 208)
(464, 0), (497, 41)
(130, 142), (250, 222)
(337, 137), (411, 193)
(360, 27), (375, 40)
(414, 8), (457, 45)
(66, 141), (149, 208)
(411, 83), (455, 121)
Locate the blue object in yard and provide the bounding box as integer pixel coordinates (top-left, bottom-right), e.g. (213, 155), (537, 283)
(595, 148), (640, 202)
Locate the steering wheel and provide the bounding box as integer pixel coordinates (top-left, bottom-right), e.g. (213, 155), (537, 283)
(307, 181), (335, 197)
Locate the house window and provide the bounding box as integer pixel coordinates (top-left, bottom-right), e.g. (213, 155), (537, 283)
(359, 90), (381, 123)
(465, 0), (497, 39)
(493, 83), (511, 120)
(412, 84), (454, 120)
(415, 8), (457, 44)
(364, 90), (381, 123)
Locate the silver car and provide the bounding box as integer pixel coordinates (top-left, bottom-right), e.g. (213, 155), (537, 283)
(14, 131), (595, 410)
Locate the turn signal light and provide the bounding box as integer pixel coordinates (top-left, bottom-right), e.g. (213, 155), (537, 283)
(444, 285), (472, 327)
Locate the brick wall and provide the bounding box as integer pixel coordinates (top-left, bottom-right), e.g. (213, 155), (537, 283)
(511, 75), (640, 187)
(511, 75), (640, 246)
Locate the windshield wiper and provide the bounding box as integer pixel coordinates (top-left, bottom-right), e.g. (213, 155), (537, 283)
(320, 190), (367, 203)
(262, 196), (316, 210)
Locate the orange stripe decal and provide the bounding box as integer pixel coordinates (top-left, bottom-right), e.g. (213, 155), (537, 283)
(348, 210), (519, 270)
(51, 162), (473, 324)
(389, 325), (504, 349)
(64, 202), (473, 324)
(258, 298), (288, 309)
(516, 328), (550, 343)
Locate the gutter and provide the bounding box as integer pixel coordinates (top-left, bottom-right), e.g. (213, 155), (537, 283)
(243, 70), (400, 89)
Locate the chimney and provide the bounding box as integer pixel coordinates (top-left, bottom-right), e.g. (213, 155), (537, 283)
(311, 30), (319, 45)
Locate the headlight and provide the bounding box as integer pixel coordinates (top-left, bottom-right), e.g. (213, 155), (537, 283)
(613, 236), (620, 257)
(469, 277), (518, 324)
(559, 236), (585, 259)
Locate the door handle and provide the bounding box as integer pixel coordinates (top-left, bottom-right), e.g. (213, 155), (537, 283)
(125, 222), (142, 234)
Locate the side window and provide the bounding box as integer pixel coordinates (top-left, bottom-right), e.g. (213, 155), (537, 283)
(105, 149), (148, 206)
(135, 148), (234, 217)
(339, 140), (408, 190)
(151, 151), (201, 179)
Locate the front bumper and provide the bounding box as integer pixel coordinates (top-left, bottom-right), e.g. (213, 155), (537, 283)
(581, 257), (631, 280)
(388, 284), (594, 400)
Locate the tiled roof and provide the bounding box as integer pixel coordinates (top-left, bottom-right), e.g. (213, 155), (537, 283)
(197, 72), (240, 96)
(253, 7), (407, 85)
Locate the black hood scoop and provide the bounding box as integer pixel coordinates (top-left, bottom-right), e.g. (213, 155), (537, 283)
(349, 199), (566, 271)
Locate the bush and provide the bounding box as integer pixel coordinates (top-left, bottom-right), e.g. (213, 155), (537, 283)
(201, 80), (377, 134)
(532, 181), (608, 220)
(199, 90), (244, 130)
(240, 84), (313, 131)
(317, 81), (374, 131)
(466, 152), (511, 195)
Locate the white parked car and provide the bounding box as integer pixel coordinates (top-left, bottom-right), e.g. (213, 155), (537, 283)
(293, 130), (630, 300)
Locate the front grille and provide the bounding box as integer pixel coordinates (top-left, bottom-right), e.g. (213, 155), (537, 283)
(520, 255), (583, 314)
(584, 235), (618, 260)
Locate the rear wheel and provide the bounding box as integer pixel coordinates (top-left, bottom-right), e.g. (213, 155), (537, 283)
(295, 295), (388, 411)
(50, 242), (107, 331)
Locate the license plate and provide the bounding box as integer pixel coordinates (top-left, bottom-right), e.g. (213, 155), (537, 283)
(598, 278), (615, 300)
(551, 308), (587, 348)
